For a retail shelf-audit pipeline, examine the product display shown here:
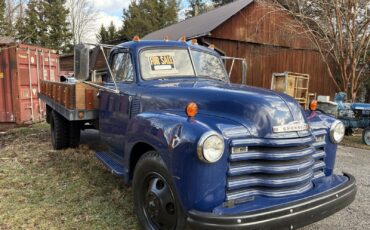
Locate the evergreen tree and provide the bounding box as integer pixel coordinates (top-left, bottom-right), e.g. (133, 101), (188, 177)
(212, 0), (233, 7)
(96, 24), (109, 43)
(18, 0), (45, 45)
(107, 21), (117, 40)
(0, 0), (5, 35)
(96, 21), (119, 43)
(43, 0), (72, 51)
(0, 0), (15, 37)
(186, 0), (208, 19)
(18, 0), (71, 52)
(120, 0), (178, 40)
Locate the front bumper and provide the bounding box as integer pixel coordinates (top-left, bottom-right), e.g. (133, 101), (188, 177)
(187, 173), (356, 230)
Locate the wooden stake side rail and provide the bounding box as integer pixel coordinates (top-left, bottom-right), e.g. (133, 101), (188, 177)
(39, 80), (99, 121)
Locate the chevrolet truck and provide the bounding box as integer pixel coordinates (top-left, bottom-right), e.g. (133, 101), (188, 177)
(39, 39), (356, 229)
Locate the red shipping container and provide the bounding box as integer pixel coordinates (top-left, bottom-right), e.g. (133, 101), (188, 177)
(0, 43), (60, 124)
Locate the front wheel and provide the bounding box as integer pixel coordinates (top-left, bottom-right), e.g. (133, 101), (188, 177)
(362, 127), (370, 145)
(133, 151), (186, 230)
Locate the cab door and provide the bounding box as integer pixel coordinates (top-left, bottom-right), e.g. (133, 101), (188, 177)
(99, 51), (136, 156)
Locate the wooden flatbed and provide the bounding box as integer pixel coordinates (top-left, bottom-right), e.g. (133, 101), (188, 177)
(39, 80), (99, 121)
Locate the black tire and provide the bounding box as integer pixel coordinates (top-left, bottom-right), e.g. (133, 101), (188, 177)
(362, 127), (370, 146)
(46, 105), (52, 124)
(133, 151), (186, 230)
(50, 110), (69, 150)
(68, 122), (81, 148)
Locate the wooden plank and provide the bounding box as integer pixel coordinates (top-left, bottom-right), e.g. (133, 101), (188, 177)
(75, 82), (86, 110)
(75, 82), (99, 110)
(85, 89), (95, 110)
(210, 3), (315, 50)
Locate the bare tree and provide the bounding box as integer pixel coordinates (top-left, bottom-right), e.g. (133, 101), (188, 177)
(259, 0), (370, 100)
(66, 0), (97, 45)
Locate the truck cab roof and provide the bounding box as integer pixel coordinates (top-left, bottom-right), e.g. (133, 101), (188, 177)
(113, 40), (220, 56)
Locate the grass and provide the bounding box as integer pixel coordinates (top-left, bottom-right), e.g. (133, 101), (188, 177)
(0, 123), (139, 229)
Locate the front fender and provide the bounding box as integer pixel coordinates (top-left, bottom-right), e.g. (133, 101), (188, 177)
(124, 112), (247, 212)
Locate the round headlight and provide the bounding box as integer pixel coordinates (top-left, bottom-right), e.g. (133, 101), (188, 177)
(330, 120), (345, 144)
(197, 131), (225, 163)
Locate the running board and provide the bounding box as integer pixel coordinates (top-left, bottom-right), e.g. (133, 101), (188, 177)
(96, 152), (127, 178)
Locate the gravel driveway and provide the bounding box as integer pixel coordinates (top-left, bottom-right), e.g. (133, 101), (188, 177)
(303, 146), (370, 230)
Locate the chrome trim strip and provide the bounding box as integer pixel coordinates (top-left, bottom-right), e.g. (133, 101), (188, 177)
(231, 136), (315, 147)
(229, 146), (315, 161)
(228, 171), (314, 190)
(229, 158), (315, 175)
(226, 182), (313, 200)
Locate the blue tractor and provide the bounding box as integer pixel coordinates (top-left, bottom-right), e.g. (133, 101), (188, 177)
(334, 92), (370, 145)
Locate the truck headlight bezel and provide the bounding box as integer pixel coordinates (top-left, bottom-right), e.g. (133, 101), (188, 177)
(330, 120), (345, 144)
(197, 131), (225, 163)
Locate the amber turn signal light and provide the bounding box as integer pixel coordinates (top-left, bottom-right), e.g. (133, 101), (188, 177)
(132, 35), (141, 42)
(310, 100), (318, 111)
(186, 102), (198, 117)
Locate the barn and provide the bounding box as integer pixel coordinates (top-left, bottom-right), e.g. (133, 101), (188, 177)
(143, 0), (336, 98)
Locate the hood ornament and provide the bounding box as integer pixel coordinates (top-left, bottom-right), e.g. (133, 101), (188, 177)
(273, 121), (308, 133)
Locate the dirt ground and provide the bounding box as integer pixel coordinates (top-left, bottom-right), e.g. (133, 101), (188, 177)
(0, 123), (369, 229)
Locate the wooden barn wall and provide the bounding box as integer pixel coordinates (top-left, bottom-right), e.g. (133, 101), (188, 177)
(205, 38), (336, 98)
(60, 48), (110, 73)
(60, 55), (74, 72)
(211, 2), (314, 50)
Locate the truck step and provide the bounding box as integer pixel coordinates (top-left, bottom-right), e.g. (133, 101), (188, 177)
(96, 152), (126, 177)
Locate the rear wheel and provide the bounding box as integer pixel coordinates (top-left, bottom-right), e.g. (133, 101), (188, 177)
(50, 110), (69, 150)
(362, 127), (370, 145)
(68, 122), (81, 148)
(133, 151), (186, 230)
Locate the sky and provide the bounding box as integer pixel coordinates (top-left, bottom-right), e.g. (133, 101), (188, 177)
(85, 0), (193, 42)
(89, 0), (191, 30)
(18, 0), (192, 43)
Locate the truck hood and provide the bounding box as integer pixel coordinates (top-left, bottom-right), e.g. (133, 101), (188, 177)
(138, 79), (308, 138)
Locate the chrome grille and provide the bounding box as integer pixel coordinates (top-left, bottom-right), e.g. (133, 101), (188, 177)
(226, 132), (327, 204)
(312, 129), (327, 180)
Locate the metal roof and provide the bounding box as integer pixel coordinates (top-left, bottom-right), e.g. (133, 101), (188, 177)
(0, 36), (15, 44)
(143, 0), (253, 40)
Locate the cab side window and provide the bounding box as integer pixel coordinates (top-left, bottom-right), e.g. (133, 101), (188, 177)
(111, 53), (134, 82)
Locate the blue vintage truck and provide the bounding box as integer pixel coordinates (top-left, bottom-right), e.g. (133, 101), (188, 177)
(39, 40), (356, 229)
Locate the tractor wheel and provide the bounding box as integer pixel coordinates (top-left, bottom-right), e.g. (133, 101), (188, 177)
(362, 127), (370, 146)
(50, 110), (69, 150)
(133, 151), (186, 230)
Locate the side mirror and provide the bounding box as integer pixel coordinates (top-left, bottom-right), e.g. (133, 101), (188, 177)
(74, 44), (90, 81)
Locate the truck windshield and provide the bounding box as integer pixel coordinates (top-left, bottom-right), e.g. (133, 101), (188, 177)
(140, 49), (228, 81)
